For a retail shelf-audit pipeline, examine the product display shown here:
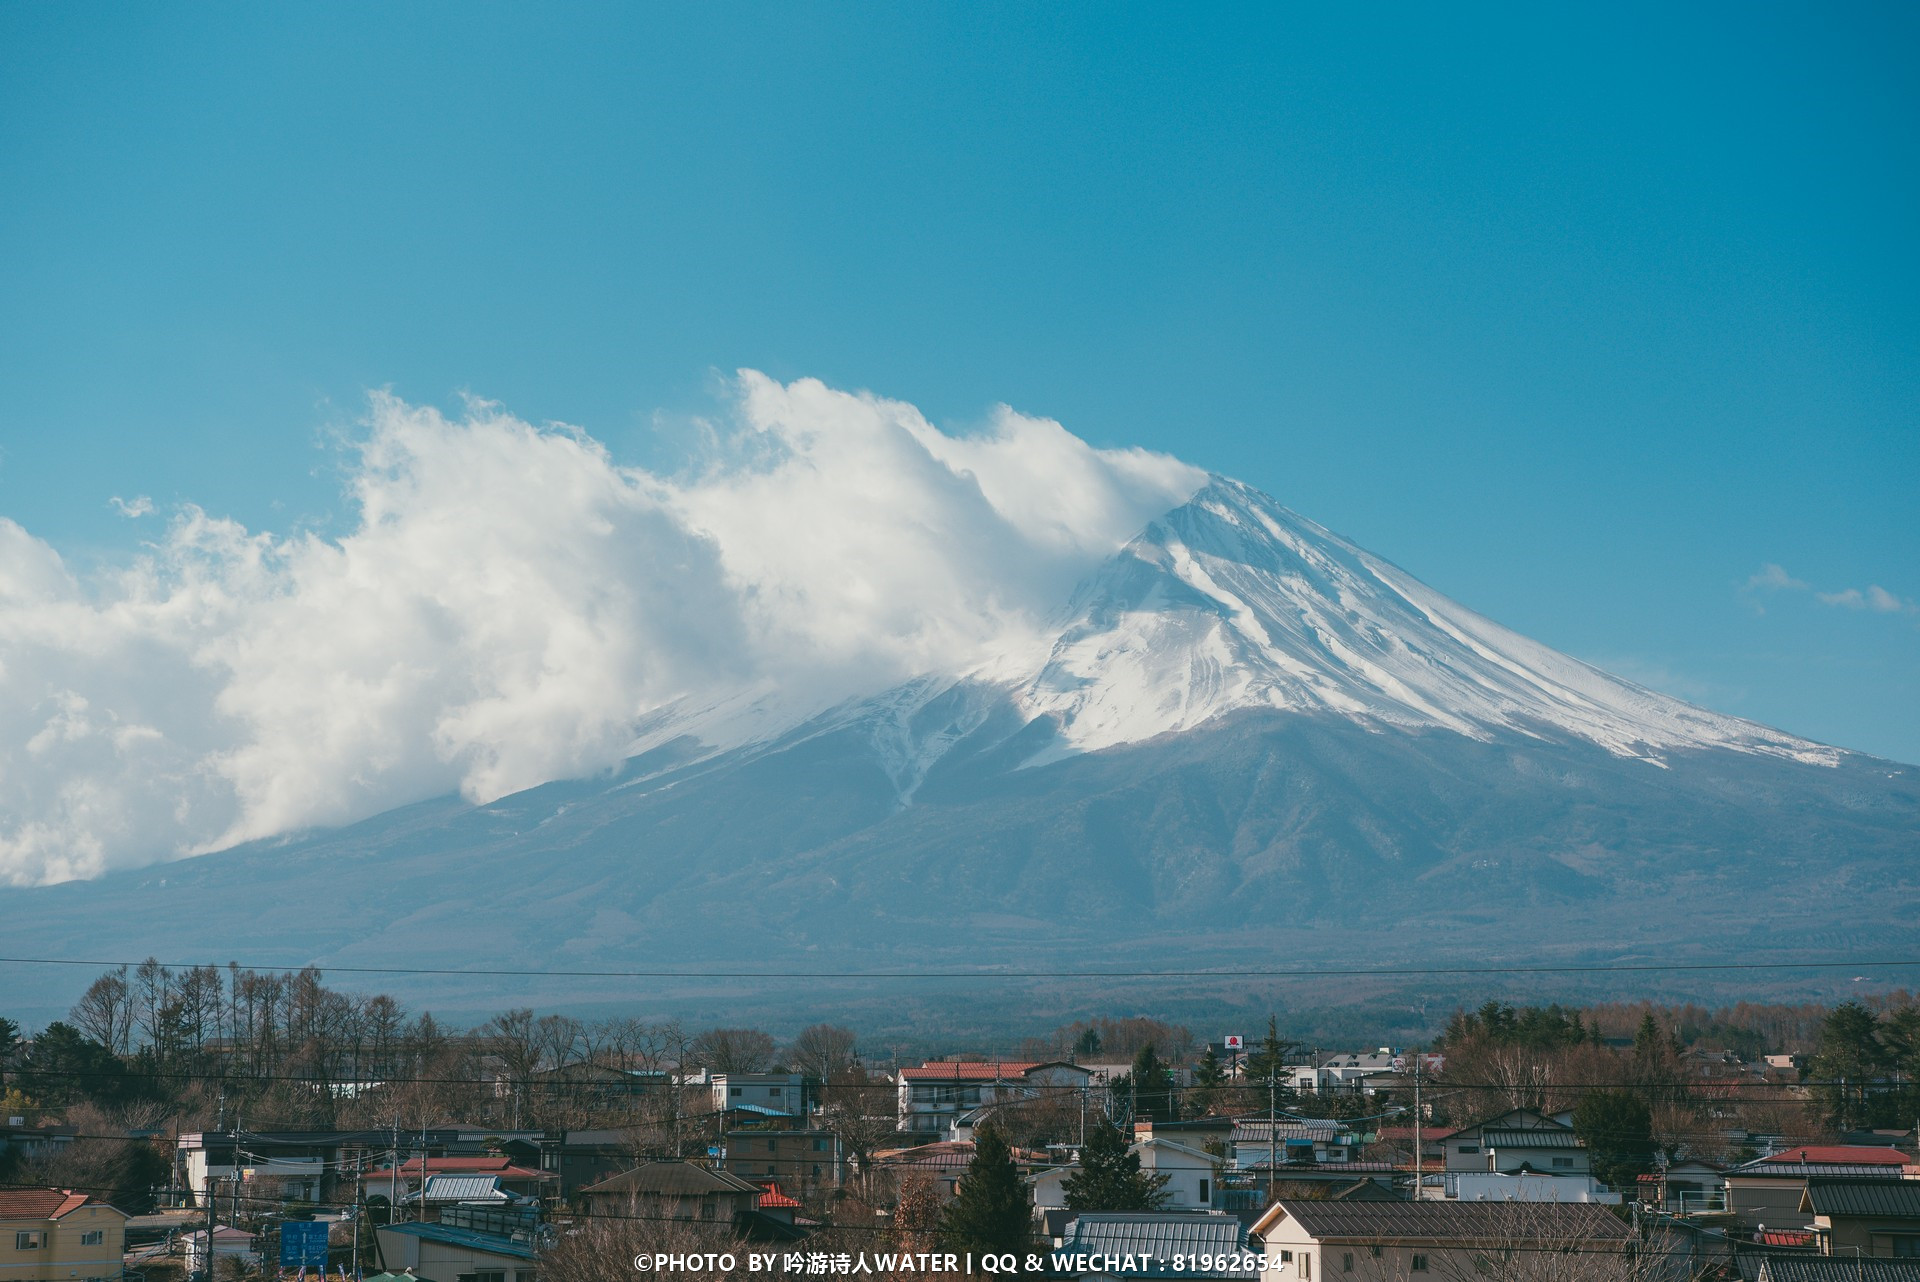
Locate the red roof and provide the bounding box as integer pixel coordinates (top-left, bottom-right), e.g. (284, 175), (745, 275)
(1377, 1126), (1458, 1142)
(900, 1061), (1041, 1081)
(1761, 1146), (1909, 1166)
(1757, 1229), (1814, 1247)
(362, 1156), (551, 1181)
(0, 1189), (97, 1220)
(754, 1181), (803, 1210)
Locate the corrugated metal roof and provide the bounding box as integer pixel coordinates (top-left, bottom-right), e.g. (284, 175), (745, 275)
(1802, 1175), (1920, 1218)
(416, 1175), (509, 1203)
(1270, 1199), (1632, 1243)
(1061, 1214), (1254, 1279)
(1233, 1122), (1337, 1144)
(1483, 1128), (1584, 1149)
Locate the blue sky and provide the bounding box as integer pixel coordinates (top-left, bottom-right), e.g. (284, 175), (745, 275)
(2, 1), (1915, 764)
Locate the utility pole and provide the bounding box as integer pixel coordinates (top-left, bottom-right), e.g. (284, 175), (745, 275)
(1267, 1072), (1277, 1204)
(1412, 1049), (1423, 1202)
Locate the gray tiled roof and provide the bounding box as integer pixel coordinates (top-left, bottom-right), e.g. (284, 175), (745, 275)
(1061, 1214), (1255, 1279)
(1802, 1175), (1920, 1218)
(1234, 1122), (1337, 1145)
(1269, 1199), (1631, 1243)
(1757, 1261), (1920, 1282)
(582, 1161), (763, 1197)
(1483, 1128), (1584, 1149)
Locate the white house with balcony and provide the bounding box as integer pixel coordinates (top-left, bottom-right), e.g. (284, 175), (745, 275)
(896, 1061), (1092, 1135)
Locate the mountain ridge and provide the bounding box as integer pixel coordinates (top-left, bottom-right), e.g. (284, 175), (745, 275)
(1, 474), (1911, 1017)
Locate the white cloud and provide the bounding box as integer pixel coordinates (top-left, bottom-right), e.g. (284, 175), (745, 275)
(0, 374), (1205, 886)
(1743, 563), (1915, 618)
(1745, 563), (1807, 593)
(1818, 584), (1917, 614)
(109, 495), (154, 518)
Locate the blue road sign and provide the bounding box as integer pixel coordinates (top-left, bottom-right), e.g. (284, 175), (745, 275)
(280, 1221), (329, 1269)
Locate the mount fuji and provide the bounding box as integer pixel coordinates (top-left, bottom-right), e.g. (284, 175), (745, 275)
(3, 477), (1914, 1014)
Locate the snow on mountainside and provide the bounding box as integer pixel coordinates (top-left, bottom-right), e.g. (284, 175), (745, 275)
(631, 477), (1839, 786)
(1018, 478), (1839, 767)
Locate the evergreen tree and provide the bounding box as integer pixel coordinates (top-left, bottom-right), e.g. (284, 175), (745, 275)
(1190, 1045), (1224, 1116)
(941, 1126), (1032, 1254)
(1244, 1016), (1291, 1082)
(1124, 1043), (1179, 1124)
(1571, 1090), (1656, 1188)
(1063, 1117), (1167, 1211)
(1810, 1001), (1887, 1130)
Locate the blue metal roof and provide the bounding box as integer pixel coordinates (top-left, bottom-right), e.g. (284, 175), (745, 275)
(379, 1221), (535, 1261)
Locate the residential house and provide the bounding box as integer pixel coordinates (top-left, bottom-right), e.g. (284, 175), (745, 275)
(1141, 1138), (1225, 1211)
(179, 1129), (485, 1206)
(1030, 1138), (1224, 1219)
(541, 1130), (638, 1202)
(181, 1225), (260, 1276)
(722, 1128), (845, 1189)
(1441, 1108), (1587, 1176)
(1133, 1117), (1236, 1156)
(1056, 1213), (1256, 1280)
(1230, 1120), (1354, 1169)
(1800, 1176), (1920, 1257)
(710, 1073), (811, 1119)
(376, 1204), (538, 1282)
(1637, 1159), (1727, 1214)
(579, 1161), (764, 1224)
(401, 1175), (535, 1222)
(0, 1126), (75, 1172)
(895, 1061), (1092, 1135)
(874, 1140), (1052, 1204)
(1723, 1147), (1912, 1235)
(1250, 1199), (1633, 1282)
(1288, 1051), (1399, 1097)
(1432, 1170), (1620, 1204)
(0, 1190), (128, 1282)
(361, 1156), (556, 1209)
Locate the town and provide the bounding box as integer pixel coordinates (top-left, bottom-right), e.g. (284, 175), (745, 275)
(5, 965), (1920, 1279)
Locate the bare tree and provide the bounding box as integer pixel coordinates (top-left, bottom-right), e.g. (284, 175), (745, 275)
(788, 1024), (858, 1080)
(70, 967), (132, 1054)
(689, 1027), (777, 1074)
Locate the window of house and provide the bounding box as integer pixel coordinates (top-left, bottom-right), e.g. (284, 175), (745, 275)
(1552, 1157), (1573, 1168)
(15, 1232), (43, 1250)
(729, 1087), (741, 1097)
(80, 1231), (104, 1246)
(811, 1164), (822, 1176)
(1369, 1247), (1382, 1259)
(1302, 1256), (1311, 1279)
(700, 1202), (715, 1220)
(1342, 1254), (1353, 1273)
(813, 1139), (825, 1151)
(1455, 1145), (1479, 1154)
(769, 1087), (780, 1097)
(1411, 1255), (1429, 1272)
(766, 1139), (777, 1152)
(1199, 1177), (1210, 1203)
(1278, 1251), (1291, 1263)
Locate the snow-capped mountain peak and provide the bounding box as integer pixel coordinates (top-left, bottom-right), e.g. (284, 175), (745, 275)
(1017, 477), (1838, 767)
